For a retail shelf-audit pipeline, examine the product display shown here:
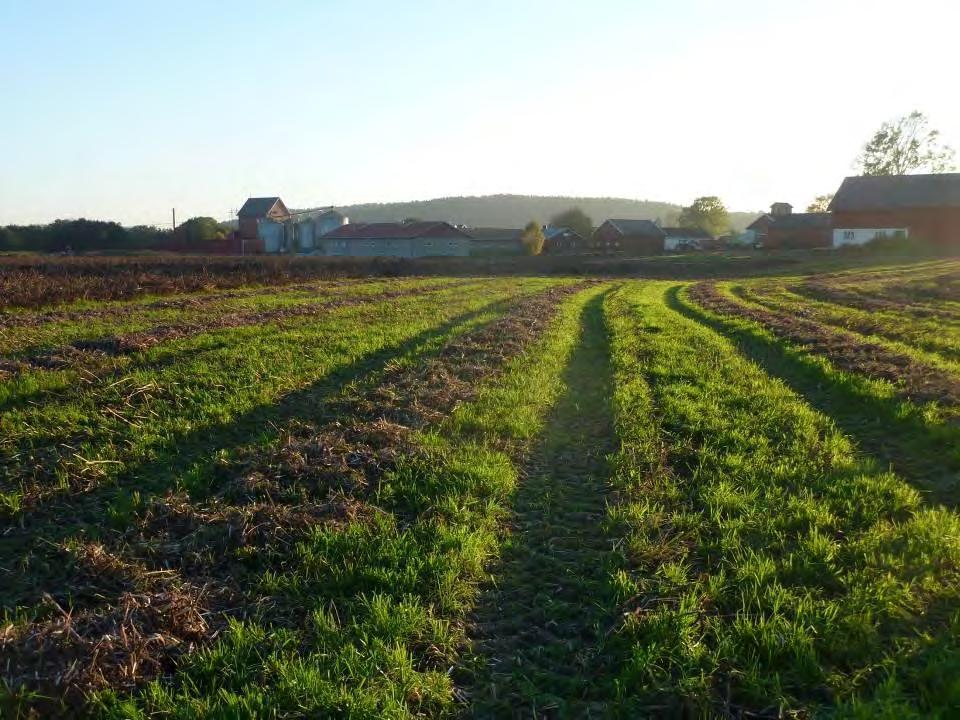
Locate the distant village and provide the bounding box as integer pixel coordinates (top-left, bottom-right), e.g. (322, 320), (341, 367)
(232, 172), (960, 258)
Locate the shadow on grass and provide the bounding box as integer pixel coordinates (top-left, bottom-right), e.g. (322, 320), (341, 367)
(0, 299), (513, 611)
(667, 286), (960, 508)
(464, 290), (623, 717)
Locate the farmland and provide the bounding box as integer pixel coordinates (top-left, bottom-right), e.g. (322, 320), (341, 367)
(2, 258), (959, 718)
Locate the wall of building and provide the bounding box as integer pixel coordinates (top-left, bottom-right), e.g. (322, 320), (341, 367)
(319, 236), (470, 258)
(833, 208), (960, 246)
(258, 220), (286, 254)
(833, 228), (908, 247)
(766, 227), (831, 249)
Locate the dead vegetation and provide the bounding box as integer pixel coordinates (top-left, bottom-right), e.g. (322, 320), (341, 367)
(0, 283), (585, 708)
(689, 282), (960, 407)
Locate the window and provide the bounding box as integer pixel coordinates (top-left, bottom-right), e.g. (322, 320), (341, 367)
(843, 231), (855, 240)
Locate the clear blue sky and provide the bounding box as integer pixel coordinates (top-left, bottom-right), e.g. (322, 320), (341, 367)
(1, 0), (957, 226)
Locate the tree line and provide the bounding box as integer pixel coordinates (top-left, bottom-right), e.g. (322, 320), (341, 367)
(0, 217), (229, 253)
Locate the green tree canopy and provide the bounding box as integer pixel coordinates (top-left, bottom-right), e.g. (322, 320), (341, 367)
(520, 221), (545, 256)
(856, 111), (955, 176)
(807, 194), (834, 212)
(678, 196), (729, 237)
(548, 207), (593, 241)
(174, 217), (228, 246)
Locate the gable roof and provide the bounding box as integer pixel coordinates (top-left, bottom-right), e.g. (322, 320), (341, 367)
(604, 219), (665, 237)
(544, 226), (584, 241)
(769, 212), (832, 230)
(465, 227), (524, 242)
(830, 173), (960, 212)
(661, 226), (713, 239)
(238, 197), (288, 218)
(747, 214), (774, 231)
(321, 221), (469, 240)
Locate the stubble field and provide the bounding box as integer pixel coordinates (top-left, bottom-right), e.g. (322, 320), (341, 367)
(2, 258), (959, 718)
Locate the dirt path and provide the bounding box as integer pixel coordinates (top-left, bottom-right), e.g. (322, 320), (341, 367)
(464, 294), (618, 718)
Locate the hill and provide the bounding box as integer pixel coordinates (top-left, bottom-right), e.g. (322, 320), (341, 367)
(308, 195), (759, 233)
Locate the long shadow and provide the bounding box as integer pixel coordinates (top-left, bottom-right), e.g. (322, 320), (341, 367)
(465, 290), (623, 718)
(667, 286), (960, 508)
(0, 298), (514, 611)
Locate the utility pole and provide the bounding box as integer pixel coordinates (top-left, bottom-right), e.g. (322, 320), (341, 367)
(172, 208), (176, 231)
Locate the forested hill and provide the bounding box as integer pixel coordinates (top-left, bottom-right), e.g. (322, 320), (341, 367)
(315, 195), (759, 232)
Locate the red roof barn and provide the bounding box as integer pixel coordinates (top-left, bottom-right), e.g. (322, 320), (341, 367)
(830, 173), (960, 247)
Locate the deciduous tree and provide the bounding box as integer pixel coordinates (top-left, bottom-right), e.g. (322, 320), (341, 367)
(520, 221), (545, 256)
(548, 207), (593, 241)
(807, 194), (834, 212)
(678, 196), (729, 237)
(856, 111), (955, 176)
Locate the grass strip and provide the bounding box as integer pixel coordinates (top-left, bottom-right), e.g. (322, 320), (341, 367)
(601, 281), (960, 717)
(49, 284), (609, 718)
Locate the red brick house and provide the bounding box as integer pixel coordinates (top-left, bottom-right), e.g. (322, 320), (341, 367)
(592, 219), (665, 255)
(829, 173), (960, 247)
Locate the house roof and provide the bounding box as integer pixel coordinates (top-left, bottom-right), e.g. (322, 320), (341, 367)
(465, 227), (524, 242)
(747, 214), (774, 231)
(544, 226), (584, 241)
(321, 221), (469, 240)
(769, 212), (832, 230)
(291, 207), (345, 220)
(604, 219), (665, 237)
(830, 173), (960, 212)
(238, 197), (287, 218)
(661, 226), (713, 238)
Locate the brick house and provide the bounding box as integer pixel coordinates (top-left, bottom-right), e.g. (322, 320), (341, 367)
(829, 173), (960, 247)
(592, 219), (665, 255)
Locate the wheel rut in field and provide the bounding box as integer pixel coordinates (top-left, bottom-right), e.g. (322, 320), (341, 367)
(464, 293), (617, 718)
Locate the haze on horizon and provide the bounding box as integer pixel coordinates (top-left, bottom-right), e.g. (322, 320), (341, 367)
(2, 0), (958, 227)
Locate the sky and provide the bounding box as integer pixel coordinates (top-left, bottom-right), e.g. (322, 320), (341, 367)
(1, 0), (958, 226)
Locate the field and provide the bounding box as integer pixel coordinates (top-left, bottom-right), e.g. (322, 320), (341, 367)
(2, 257), (959, 718)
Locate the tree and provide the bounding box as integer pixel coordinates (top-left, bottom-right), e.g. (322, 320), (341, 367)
(520, 221), (545, 256)
(856, 111), (955, 176)
(807, 194), (834, 212)
(174, 217), (227, 246)
(678, 196), (729, 237)
(548, 207), (593, 241)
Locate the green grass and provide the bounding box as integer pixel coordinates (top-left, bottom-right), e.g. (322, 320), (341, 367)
(725, 278), (960, 369)
(601, 282), (960, 717)
(80, 285), (609, 718)
(4, 260), (960, 718)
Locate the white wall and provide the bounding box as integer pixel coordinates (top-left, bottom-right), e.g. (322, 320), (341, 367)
(664, 236), (700, 252)
(832, 228), (909, 247)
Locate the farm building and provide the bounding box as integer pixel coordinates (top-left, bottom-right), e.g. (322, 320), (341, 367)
(744, 203), (831, 249)
(592, 219), (665, 255)
(291, 208), (349, 253)
(829, 173), (960, 247)
(465, 227), (524, 255)
(543, 226), (585, 254)
(662, 227), (714, 252)
(767, 212), (832, 249)
(237, 197), (292, 253)
(744, 202), (792, 246)
(318, 221), (471, 257)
